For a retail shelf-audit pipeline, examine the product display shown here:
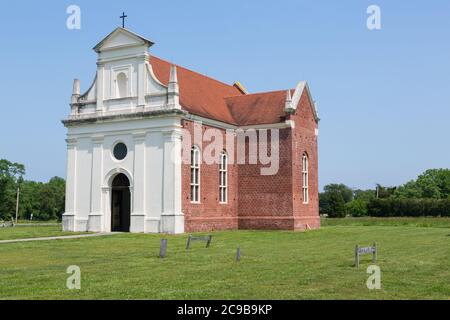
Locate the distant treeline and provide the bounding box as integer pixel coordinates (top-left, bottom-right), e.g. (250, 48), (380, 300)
(0, 159), (65, 221)
(320, 169), (450, 218)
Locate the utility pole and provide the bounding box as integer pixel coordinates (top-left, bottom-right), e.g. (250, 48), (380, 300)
(15, 186), (20, 224)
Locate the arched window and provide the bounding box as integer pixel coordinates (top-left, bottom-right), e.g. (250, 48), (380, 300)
(116, 72), (128, 98)
(219, 151), (228, 203)
(302, 153), (309, 204)
(190, 146), (201, 203)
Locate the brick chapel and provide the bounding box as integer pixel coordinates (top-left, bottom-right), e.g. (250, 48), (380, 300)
(62, 27), (320, 234)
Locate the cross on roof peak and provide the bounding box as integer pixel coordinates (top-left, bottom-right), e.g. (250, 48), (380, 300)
(120, 12), (128, 28)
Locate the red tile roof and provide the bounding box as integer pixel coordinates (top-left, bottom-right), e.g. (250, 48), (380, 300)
(226, 90), (293, 126)
(150, 56), (289, 126)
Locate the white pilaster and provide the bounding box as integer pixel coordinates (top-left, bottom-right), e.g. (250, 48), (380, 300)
(167, 65), (180, 110)
(161, 129), (184, 234)
(88, 135), (104, 232)
(130, 132), (146, 233)
(62, 138), (77, 231)
(137, 55), (147, 108)
(284, 89), (294, 113)
(102, 187), (112, 232)
(96, 64), (104, 111)
(71, 79), (80, 115)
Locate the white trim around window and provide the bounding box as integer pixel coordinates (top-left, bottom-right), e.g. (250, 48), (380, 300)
(302, 153), (309, 204)
(190, 145), (201, 203)
(219, 151), (228, 204)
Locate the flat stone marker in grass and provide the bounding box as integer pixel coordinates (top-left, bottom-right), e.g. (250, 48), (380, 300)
(186, 234), (212, 250)
(355, 242), (377, 268)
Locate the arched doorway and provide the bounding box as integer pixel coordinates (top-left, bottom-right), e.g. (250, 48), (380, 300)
(111, 173), (131, 232)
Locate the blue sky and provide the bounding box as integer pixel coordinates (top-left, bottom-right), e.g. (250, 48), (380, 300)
(0, 0), (449, 190)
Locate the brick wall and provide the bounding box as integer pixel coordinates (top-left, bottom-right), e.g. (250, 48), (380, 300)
(181, 89), (319, 232)
(181, 120), (238, 232)
(289, 90), (320, 230)
(237, 128), (295, 229)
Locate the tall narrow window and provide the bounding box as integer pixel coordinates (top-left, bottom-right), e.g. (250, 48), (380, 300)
(117, 72), (128, 98)
(190, 146), (200, 203)
(219, 151), (228, 203)
(302, 153), (309, 204)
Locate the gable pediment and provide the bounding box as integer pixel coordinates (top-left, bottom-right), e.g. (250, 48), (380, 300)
(93, 27), (154, 53)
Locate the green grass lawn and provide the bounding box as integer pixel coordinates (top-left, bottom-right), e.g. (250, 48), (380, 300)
(322, 217), (450, 228)
(16, 219), (60, 225)
(0, 218), (449, 300)
(0, 225), (86, 241)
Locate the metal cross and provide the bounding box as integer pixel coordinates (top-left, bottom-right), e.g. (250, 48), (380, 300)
(120, 12), (128, 28)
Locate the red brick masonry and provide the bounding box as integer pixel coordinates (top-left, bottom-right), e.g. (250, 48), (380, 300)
(182, 89), (320, 232)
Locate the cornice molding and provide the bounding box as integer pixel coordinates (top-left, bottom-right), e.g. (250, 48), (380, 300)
(62, 109), (186, 127)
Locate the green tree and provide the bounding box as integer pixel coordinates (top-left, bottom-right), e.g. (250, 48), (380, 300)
(376, 184), (396, 199)
(394, 180), (422, 199)
(394, 169), (450, 199)
(346, 199), (368, 217)
(320, 183), (353, 215)
(324, 184), (353, 203)
(417, 169), (450, 199)
(1, 158), (66, 221)
(327, 191), (347, 218)
(354, 189), (376, 202)
(0, 159), (25, 180)
(319, 192), (330, 214)
(19, 177), (66, 221)
(19, 180), (42, 220)
(41, 177), (65, 220)
(0, 159), (25, 219)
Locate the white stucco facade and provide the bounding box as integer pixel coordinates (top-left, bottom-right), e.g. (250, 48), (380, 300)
(62, 28), (184, 234)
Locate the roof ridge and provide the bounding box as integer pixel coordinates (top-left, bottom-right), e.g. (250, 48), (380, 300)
(224, 88), (294, 100)
(151, 55), (243, 93)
